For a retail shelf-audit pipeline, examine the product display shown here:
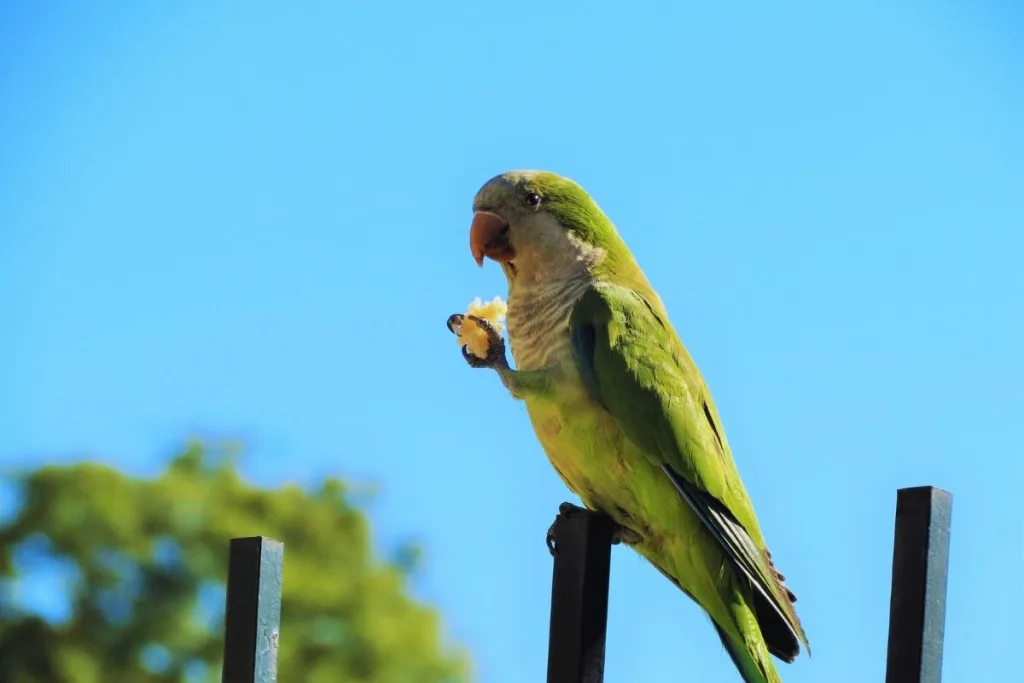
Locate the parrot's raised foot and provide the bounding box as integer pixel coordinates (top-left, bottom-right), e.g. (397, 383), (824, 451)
(445, 313), (509, 370)
(545, 502), (641, 556)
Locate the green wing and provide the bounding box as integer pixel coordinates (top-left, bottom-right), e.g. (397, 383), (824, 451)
(569, 282), (808, 660)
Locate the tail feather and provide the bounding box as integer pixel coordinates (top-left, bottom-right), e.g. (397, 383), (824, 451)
(712, 622), (781, 683)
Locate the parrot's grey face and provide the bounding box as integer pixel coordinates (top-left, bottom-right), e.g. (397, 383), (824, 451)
(469, 171), (604, 286)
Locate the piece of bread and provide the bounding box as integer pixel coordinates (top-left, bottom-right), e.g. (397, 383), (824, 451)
(453, 296), (507, 358)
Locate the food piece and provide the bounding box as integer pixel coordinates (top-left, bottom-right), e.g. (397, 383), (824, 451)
(453, 296), (507, 358)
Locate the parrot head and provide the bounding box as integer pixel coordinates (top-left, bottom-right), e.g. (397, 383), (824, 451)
(469, 170), (631, 284)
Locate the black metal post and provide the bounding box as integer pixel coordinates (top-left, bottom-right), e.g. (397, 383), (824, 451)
(884, 486), (953, 683)
(222, 537), (285, 683)
(546, 509), (615, 683)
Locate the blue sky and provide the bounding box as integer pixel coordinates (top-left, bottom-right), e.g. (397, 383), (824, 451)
(1, 1), (1022, 681)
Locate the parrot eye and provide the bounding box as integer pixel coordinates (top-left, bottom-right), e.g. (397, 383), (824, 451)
(525, 192), (541, 207)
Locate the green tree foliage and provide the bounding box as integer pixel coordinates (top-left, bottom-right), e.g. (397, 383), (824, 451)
(0, 441), (470, 683)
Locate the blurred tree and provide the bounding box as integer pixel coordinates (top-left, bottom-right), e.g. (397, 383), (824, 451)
(0, 441), (470, 683)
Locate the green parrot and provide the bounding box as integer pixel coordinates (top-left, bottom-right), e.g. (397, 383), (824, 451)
(446, 170), (809, 683)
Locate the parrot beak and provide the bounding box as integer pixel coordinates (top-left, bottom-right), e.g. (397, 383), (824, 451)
(470, 211), (515, 267)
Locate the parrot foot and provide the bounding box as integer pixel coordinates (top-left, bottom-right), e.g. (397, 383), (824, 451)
(446, 313), (509, 370)
(546, 502), (586, 556)
(545, 502), (642, 556)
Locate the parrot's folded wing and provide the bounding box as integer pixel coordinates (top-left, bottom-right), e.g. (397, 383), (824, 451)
(569, 283), (808, 660)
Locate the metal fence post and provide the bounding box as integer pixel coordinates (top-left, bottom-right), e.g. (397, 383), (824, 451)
(222, 536), (285, 683)
(546, 508), (614, 683)
(884, 486), (953, 683)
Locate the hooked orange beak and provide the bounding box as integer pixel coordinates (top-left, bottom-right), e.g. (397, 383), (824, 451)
(469, 211), (515, 267)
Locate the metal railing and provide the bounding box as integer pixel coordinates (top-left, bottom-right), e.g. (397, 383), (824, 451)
(218, 486), (953, 683)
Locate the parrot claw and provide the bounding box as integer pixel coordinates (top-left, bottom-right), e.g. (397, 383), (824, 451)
(545, 502), (641, 555)
(446, 313), (463, 334)
(546, 502), (587, 556)
(446, 313), (509, 370)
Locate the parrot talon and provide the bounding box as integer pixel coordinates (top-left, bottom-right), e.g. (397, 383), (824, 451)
(546, 502), (588, 556)
(461, 315), (509, 370)
(466, 315), (501, 340)
(446, 313), (464, 334)
(558, 501), (587, 516)
(545, 503), (642, 554)
(461, 344), (493, 368)
(446, 312), (509, 369)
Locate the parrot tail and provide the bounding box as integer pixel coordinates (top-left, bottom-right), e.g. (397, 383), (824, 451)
(712, 620), (782, 683)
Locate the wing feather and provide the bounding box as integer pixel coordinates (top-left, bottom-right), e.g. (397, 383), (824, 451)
(569, 283), (808, 658)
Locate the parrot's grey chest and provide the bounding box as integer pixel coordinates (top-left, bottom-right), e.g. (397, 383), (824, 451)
(505, 277), (590, 372)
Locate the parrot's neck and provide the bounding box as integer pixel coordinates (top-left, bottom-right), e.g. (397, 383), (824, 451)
(506, 273), (593, 372)
(501, 212), (607, 372)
